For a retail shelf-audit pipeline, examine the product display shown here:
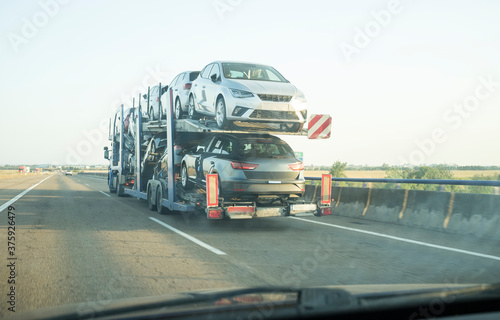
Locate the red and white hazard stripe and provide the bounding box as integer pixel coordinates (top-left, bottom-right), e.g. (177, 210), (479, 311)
(307, 114), (332, 139)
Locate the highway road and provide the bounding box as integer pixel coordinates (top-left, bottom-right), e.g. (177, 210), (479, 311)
(1, 173), (500, 316)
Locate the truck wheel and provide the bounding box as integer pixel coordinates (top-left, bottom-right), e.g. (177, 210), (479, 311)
(181, 165), (193, 189)
(175, 98), (183, 119)
(148, 186), (157, 211)
(117, 176), (125, 197)
(216, 97), (229, 129)
(156, 188), (166, 214)
(109, 173), (117, 193)
(188, 95), (200, 120)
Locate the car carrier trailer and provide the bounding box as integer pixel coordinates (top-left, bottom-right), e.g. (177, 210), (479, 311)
(104, 83), (333, 219)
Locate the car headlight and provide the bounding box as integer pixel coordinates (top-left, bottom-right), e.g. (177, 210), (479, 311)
(230, 89), (254, 98)
(291, 92), (307, 111)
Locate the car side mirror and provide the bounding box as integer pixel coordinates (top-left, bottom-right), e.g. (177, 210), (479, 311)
(211, 74), (219, 82)
(143, 94), (147, 99)
(104, 150), (109, 160)
(196, 146), (204, 153)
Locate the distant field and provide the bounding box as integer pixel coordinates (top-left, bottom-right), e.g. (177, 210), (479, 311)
(0, 170), (24, 180)
(304, 170), (500, 179)
(0, 170), (52, 181)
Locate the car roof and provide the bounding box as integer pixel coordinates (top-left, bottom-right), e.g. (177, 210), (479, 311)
(209, 61), (274, 68)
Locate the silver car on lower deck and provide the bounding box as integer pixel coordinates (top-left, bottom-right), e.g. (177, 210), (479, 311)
(180, 133), (305, 201)
(188, 61), (307, 131)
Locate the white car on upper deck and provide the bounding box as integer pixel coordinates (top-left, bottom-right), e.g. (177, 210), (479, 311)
(188, 61), (307, 132)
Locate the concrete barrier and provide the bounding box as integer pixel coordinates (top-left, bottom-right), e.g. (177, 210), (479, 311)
(305, 185), (500, 240)
(77, 171), (107, 178)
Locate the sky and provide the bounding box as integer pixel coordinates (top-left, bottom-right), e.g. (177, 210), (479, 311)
(0, 0), (499, 167)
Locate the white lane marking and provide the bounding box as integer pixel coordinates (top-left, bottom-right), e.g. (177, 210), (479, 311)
(84, 183), (90, 186)
(99, 191), (111, 197)
(289, 217), (500, 262)
(149, 217), (227, 255)
(0, 175), (53, 212)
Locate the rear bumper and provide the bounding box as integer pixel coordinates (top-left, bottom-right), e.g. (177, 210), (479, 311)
(221, 180), (305, 198)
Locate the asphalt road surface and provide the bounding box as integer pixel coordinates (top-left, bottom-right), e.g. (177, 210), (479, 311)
(1, 173), (499, 316)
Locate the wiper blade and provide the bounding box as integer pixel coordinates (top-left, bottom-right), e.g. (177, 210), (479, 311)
(19, 287), (358, 320)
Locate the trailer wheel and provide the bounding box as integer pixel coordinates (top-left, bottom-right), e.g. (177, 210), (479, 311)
(156, 188), (170, 214)
(147, 186), (157, 211)
(175, 98), (183, 120)
(117, 176), (125, 197)
(181, 164), (193, 189)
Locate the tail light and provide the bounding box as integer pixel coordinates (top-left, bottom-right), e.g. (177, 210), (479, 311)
(231, 162), (258, 170)
(208, 209), (223, 219)
(156, 97), (159, 102)
(288, 163), (304, 171)
(321, 207), (332, 216)
(183, 83), (192, 90)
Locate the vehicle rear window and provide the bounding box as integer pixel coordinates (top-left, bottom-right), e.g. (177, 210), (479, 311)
(238, 140), (295, 158)
(189, 72), (200, 81)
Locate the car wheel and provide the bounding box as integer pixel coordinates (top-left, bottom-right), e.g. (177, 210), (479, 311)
(175, 98), (182, 120)
(215, 97), (229, 129)
(188, 95), (199, 120)
(150, 106), (156, 121)
(148, 186), (157, 211)
(181, 164), (193, 190)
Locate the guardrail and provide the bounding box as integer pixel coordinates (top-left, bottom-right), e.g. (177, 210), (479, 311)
(77, 171), (107, 177)
(305, 177), (500, 187)
(303, 177), (500, 239)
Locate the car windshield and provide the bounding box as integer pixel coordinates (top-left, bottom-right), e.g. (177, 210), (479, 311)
(222, 63), (288, 82)
(2, 1), (500, 319)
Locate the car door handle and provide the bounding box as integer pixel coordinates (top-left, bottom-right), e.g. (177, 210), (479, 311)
(202, 85), (206, 89)
(194, 84), (197, 86)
